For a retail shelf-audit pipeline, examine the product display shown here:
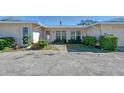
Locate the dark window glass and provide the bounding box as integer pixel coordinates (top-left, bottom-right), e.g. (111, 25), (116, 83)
(62, 31), (66, 40)
(46, 31), (50, 35)
(76, 31), (81, 40)
(56, 31), (61, 40)
(23, 27), (29, 37)
(71, 31), (75, 40)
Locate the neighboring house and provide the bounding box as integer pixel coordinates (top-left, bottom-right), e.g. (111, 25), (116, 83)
(0, 19), (124, 46)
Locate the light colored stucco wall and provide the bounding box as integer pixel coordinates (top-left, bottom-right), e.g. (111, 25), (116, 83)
(33, 24), (124, 46)
(111, 24), (124, 46)
(85, 24), (124, 46)
(45, 27), (84, 42)
(0, 23), (45, 45)
(0, 23), (33, 46)
(0, 23), (123, 46)
(99, 24), (124, 46)
(100, 24), (112, 35)
(84, 25), (101, 38)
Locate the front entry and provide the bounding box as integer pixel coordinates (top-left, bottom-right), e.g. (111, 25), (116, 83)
(22, 27), (30, 45)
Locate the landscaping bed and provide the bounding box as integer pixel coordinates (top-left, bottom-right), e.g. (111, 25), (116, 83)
(67, 44), (110, 53)
(0, 45), (59, 53)
(0, 37), (59, 52)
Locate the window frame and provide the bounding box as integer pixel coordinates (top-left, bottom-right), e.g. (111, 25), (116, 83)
(22, 27), (29, 37)
(56, 31), (61, 40)
(56, 31), (66, 40)
(76, 30), (81, 40)
(70, 31), (76, 40)
(70, 30), (81, 40)
(61, 31), (66, 40)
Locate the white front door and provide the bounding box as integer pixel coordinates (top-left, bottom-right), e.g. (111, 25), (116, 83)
(33, 32), (40, 43)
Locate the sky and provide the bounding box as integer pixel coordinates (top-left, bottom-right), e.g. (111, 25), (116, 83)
(0, 16), (123, 25)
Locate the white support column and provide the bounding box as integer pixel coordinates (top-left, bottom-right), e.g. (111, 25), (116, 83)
(66, 31), (70, 41)
(44, 31), (47, 40)
(53, 31), (56, 41)
(51, 31), (56, 42)
(81, 31), (83, 40)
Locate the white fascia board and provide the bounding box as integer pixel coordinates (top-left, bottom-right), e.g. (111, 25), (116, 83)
(46, 25), (85, 28)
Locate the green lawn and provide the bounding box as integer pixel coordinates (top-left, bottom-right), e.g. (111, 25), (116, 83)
(67, 44), (109, 53)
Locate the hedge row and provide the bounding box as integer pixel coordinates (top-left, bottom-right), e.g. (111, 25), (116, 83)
(0, 35), (118, 51)
(83, 35), (118, 50)
(0, 37), (15, 50)
(83, 36), (97, 46)
(38, 39), (48, 48)
(99, 35), (118, 50)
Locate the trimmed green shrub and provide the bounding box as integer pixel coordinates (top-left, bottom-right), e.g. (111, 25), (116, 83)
(83, 36), (97, 46)
(23, 36), (32, 46)
(68, 38), (81, 44)
(0, 37), (15, 50)
(38, 39), (48, 48)
(99, 35), (118, 50)
(52, 39), (66, 44)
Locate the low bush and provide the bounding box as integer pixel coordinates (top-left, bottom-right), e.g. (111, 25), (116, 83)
(38, 39), (48, 48)
(52, 39), (66, 44)
(23, 36), (32, 46)
(99, 35), (118, 50)
(0, 37), (15, 50)
(83, 36), (97, 46)
(67, 38), (81, 44)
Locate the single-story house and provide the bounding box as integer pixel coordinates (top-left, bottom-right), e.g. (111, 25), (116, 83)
(0, 19), (124, 46)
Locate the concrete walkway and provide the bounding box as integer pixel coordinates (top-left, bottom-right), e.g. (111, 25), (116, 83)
(53, 45), (68, 54)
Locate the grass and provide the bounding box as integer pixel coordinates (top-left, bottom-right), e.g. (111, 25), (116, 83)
(67, 44), (110, 53)
(2, 47), (13, 52)
(42, 45), (59, 51)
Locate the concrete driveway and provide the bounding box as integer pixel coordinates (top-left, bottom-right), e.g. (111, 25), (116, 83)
(0, 47), (124, 76)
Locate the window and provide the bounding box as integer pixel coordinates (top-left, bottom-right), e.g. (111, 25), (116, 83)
(70, 30), (81, 40)
(56, 31), (61, 40)
(23, 27), (29, 37)
(62, 31), (66, 40)
(56, 31), (66, 40)
(46, 31), (50, 35)
(23, 27), (30, 44)
(76, 31), (81, 40)
(71, 31), (76, 40)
